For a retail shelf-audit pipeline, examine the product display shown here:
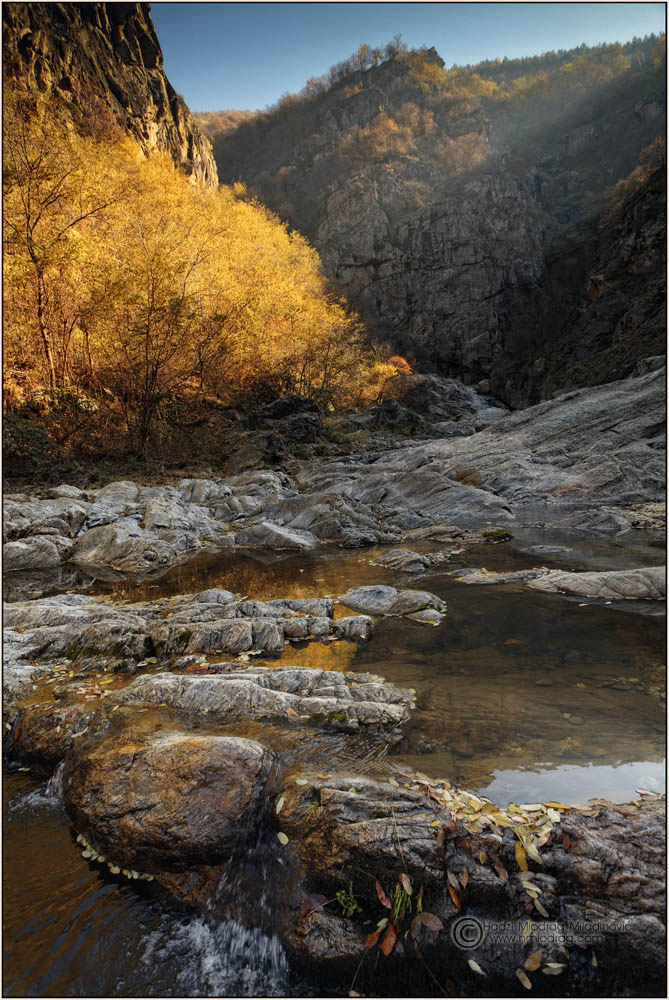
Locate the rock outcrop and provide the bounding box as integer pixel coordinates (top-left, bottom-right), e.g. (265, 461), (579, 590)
(213, 46), (665, 398)
(2, 2), (217, 186)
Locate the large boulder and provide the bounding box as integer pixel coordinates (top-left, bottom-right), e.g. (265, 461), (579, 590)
(63, 732), (275, 869)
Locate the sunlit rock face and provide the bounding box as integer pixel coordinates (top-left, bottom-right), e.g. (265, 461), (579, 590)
(213, 49), (665, 401)
(2, 2), (217, 187)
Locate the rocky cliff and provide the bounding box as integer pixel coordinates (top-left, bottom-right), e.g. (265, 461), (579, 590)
(213, 44), (665, 401)
(2, 2), (218, 187)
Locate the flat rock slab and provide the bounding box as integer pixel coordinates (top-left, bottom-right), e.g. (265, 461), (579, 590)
(112, 667), (413, 732)
(527, 565), (666, 600)
(63, 733), (275, 869)
(338, 584), (446, 618)
(453, 565), (666, 601)
(2, 590), (371, 701)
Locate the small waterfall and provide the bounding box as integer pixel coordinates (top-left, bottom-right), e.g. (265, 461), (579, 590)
(9, 761), (65, 813)
(138, 915), (294, 997)
(45, 761), (65, 800)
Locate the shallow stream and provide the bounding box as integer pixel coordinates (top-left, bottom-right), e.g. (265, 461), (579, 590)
(4, 524), (665, 995)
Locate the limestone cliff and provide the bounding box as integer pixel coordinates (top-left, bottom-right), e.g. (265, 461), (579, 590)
(213, 45), (665, 400)
(2, 2), (218, 187)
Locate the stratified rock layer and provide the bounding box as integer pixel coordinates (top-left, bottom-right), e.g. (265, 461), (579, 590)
(2, 2), (217, 186)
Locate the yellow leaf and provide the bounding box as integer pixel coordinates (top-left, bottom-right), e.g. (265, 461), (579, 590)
(515, 840), (528, 871)
(524, 951), (542, 971)
(534, 899), (549, 918)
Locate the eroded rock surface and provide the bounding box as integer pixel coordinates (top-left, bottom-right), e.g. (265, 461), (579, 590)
(2, 588), (376, 701)
(63, 733), (275, 869)
(113, 668), (413, 732)
(453, 564), (666, 601)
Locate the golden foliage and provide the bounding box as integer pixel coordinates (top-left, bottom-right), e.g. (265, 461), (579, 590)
(3, 87), (382, 458)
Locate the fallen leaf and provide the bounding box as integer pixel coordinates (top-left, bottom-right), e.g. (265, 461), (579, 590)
(516, 969), (532, 989)
(534, 899), (549, 918)
(515, 840), (528, 871)
(285, 707), (299, 718)
(294, 778), (308, 786)
(399, 872), (412, 895)
(542, 964), (565, 975)
(275, 795), (285, 815)
(468, 959), (486, 976)
(460, 867), (469, 888)
(376, 880), (392, 909)
(277, 831), (289, 845)
(418, 912), (443, 932)
(448, 885), (462, 911)
(388, 776), (400, 787)
(525, 951), (542, 971)
(380, 923), (397, 956)
(493, 856), (508, 882)
(365, 929), (382, 949)
(447, 870), (460, 890)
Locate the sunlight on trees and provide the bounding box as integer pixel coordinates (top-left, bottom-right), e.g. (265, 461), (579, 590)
(3, 86), (393, 459)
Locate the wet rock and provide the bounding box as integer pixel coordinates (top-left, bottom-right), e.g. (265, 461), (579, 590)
(406, 608), (444, 625)
(63, 733), (275, 869)
(338, 585), (446, 618)
(112, 668), (413, 732)
(371, 549), (429, 573)
(527, 565), (665, 600)
(558, 509), (633, 535)
(521, 544), (574, 556)
(331, 616), (374, 641)
(7, 702), (99, 769)
(453, 567), (546, 585)
(277, 773), (666, 997)
(234, 521), (317, 550)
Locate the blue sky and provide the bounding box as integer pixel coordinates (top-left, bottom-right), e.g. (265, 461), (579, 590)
(150, 2), (666, 111)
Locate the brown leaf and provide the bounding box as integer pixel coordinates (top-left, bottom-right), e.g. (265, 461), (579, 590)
(448, 885), (462, 911)
(419, 912), (444, 932)
(460, 867), (469, 888)
(492, 856), (508, 882)
(516, 968), (533, 990)
(285, 707), (299, 718)
(301, 893), (328, 916)
(410, 915), (422, 940)
(524, 951), (542, 971)
(380, 923), (397, 956)
(376, 880), (392, 909)
(399, 872), (412, 895)
(12, 725), (21, 743)
(365, 929), (381, 949)
(447, 870), (460, 890)
(428, 788), (442, 804)
(562, 836), (571, 850)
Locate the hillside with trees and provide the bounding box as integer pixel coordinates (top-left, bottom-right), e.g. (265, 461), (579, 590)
(210, 35), (665, 400)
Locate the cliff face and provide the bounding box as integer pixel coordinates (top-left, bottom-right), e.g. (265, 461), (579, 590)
(213, 48), (665, 401)
(2, 2), (218, 187)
